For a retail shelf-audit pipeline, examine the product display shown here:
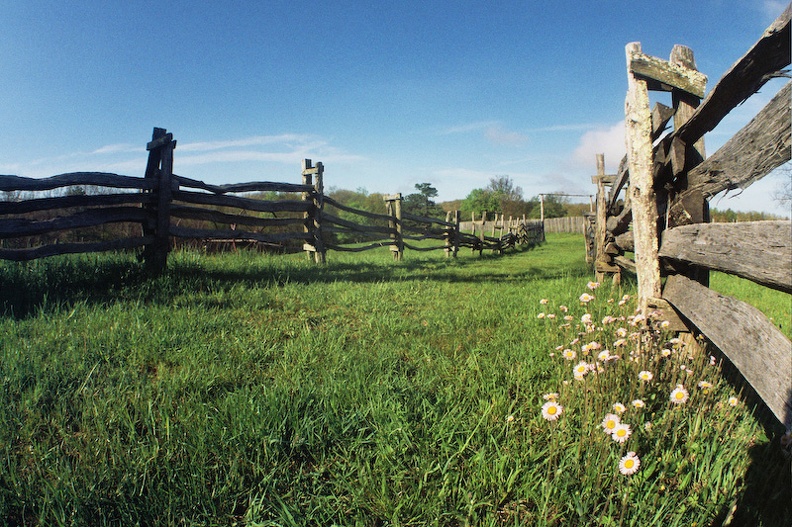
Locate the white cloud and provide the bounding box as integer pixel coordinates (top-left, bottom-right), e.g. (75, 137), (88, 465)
(90, 143), (139, 155)
(177, 134), (310, 152)
(572, 121), (625, 172)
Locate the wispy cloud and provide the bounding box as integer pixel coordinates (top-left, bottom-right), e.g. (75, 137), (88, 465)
(90, 143), (139, 155)
(177, 134), (311, 152)
(440, 121), (500, 135)
(440, 121), (529, 146)
(0, 133), (365, 179)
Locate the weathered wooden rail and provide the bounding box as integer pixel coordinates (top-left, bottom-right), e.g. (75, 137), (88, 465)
(588, 5), (792, 428)
(0, 128), (542, 270)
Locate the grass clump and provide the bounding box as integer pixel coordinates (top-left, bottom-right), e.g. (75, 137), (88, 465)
(0, 234), (789, 526)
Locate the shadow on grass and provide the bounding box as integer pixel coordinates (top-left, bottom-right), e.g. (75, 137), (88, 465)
(713, 437), (792, 526)
(0, 246), (592, 319)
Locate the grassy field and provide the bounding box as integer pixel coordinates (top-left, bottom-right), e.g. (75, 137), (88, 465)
(0, 234), (789, 526)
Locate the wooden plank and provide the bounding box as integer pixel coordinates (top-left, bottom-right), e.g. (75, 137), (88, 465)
(173, 175), (314, 195)
(169, 205), (303, 228)
(323, 212), (395, 235)
(629, 51), (707, 97)
(590, 175), (616, 185)
(614, 231), (634, 253)
(0, 207), (149, 238)
(625, 42), (663, 312)
(674, 5), (791, 146)
(594, 155), (609, 281)
(169, 225), (312, 244)
(651, 102), (675, 140)
(613, 255), (636, 273)
(0, 192), (151, 215)
(173, 190), (311, 214)
(606, 203), (632, 236)
(663, 274), (792, 428)
(324, 241), (391, 253)
(682, 81), (791, 199)
(0, 172), (154, 192)
(659, 221), (792, 293)
(402, 211), (455, 227)
(323, 196), (393, 222)
(0, 236), (153, 262)
(607, 155), (630, 210)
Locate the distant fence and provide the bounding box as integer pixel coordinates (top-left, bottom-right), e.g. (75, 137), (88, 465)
(586, 6), (791, 427)
(0, 129), (543, 272)
(543, 216), (586, 234)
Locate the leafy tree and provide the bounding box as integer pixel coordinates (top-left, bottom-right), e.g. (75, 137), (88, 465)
(486, 175), (522, 202)
(461, 188), (502, 217)
(402, 182), (442, 218)
(461, 176), (532, 218)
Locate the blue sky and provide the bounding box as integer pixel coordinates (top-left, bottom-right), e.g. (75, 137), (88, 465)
(1, 0), (789, 216)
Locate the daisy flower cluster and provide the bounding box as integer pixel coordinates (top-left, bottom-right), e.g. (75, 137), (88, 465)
(535, 282), (747, 480)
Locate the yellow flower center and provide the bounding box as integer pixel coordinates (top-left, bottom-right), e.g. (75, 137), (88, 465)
(624, 459), (634, 469)
(617, 429), (626, 437)
(675, 392), (684, 400)
(606, 420), (616, 429)
(548, 406), (557, 415)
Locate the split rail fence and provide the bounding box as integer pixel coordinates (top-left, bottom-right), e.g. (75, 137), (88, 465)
(588, 5), (791, 428)
(0, 128), (543, 271)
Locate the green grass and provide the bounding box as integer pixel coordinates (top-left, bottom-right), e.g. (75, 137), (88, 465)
(0, 234), (789, 526)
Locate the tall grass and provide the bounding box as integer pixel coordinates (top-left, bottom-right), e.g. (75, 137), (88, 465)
(0, 234), (788, 526)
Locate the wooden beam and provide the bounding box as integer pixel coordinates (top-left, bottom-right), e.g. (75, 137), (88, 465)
(613, 255), (636, 273)
(0, 207), (149, 238)
(590, 175), (617, 185)
(674, 5), (791, 146)
(169, 225), (312, 244)
(173, 190), (312, 214)
(174, 175), (314, 195)
(663, 274), (792, 429)
(0, 192), (151, 215)
(614, 231), (634, 253)
(683, 81), (791, 199)
(659, 221), (792, 293)
(629, 50), (707, 98)
(651, 102), (675, 140)
(0, 237), (153, 262)
(606, 202), (632, 236)
(607, 155), (630, 210)
(0, 172), (154, 192)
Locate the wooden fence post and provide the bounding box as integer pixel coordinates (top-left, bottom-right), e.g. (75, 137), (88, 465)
(666, 45), (708, 286)
(142, 127), (175, 275)
(479, 211), (486, 255)
(384, 193), (403, 261)
(625, 42), (662, 314)
(592, 154), (620, 283)
(301, 159), (316, 261)
(453, 210), (460, 258)
(312, 161), (326, 263)
(444, 211), (452, 258)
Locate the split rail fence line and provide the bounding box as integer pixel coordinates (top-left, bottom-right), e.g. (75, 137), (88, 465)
(0, 129), (543, 271)
(587, 5), (791, 427)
